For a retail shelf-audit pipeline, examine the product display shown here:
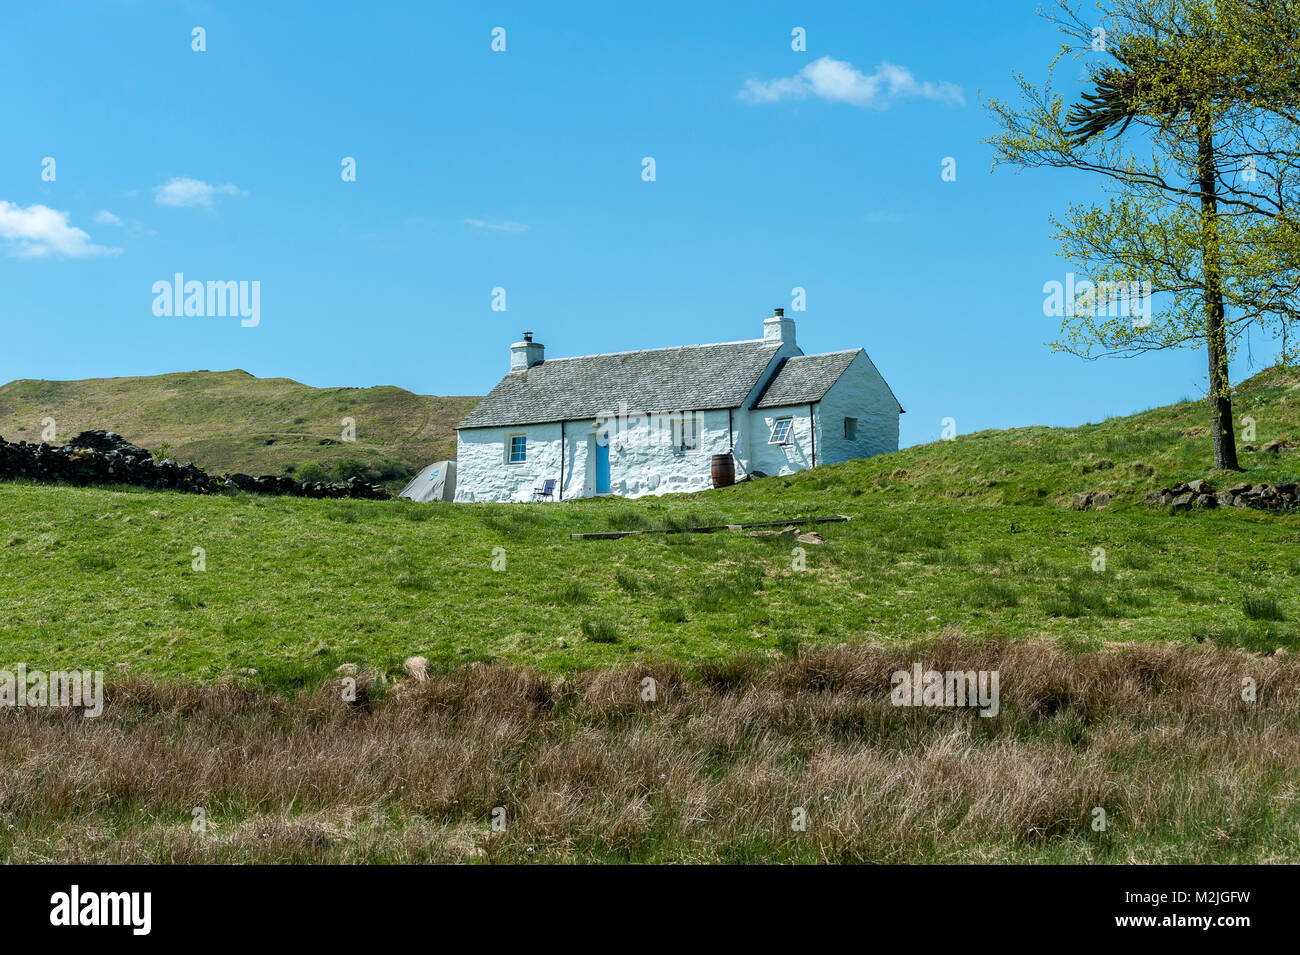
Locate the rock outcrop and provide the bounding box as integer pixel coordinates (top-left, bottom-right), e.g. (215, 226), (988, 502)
(0, 430), (389, 500)
(1070, 490), (1112, 510)
(1145, 478), (1296, 511)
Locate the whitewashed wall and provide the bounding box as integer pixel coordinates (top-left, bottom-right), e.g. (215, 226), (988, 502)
(815, 351), (900, 464)
(746, 405), (814, 476)
(598, 408), (731, 498)
(731, 342), (802, 478)
(454, 423), (564, 502)
(456, 410), (737, 502)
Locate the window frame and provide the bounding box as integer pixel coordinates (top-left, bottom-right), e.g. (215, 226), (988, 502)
(506, 433), (527, 464)
(768, 416), (794, 445)
(669, 412), (701, 454)
(844, 417), (858, 441)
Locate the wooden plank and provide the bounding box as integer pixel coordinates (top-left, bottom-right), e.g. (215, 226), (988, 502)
(570, 514), (849, 540)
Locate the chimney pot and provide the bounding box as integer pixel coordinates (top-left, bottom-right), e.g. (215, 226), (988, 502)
(762, 308), (796, 347)
(511, 332), (545, 371)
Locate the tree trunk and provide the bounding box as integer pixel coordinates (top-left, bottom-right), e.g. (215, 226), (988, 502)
(1196, 118), (1241, 471)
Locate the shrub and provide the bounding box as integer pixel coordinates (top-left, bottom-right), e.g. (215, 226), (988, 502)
(333, 459), (371, 482)
(374, 459), (415, 482)
(296, 462), (329, 484)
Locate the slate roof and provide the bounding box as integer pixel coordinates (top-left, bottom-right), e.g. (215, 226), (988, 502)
(458, 340), (784, 429)
(753, 350), (862, 408)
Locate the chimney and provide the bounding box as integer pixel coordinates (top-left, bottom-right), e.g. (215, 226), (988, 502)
(510, 330), (545, 371)
(763, 307), (796, 347)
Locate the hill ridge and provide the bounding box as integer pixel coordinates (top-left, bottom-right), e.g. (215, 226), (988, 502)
(0, 368), (479, 486)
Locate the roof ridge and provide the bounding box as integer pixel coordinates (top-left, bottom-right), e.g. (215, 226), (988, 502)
(518, 338), (772, 366)
(785, 348), (863, 360)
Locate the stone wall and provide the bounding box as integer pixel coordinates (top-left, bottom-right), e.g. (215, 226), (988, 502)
(1145, 478), (1297, 511)
(0, 430), (389, 500)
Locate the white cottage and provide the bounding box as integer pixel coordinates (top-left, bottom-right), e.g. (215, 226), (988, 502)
(453, 309), (902, 502)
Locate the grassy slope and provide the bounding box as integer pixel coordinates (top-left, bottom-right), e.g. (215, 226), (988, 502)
(1, 367), (1297, 689)
(0, 369), (478, 481)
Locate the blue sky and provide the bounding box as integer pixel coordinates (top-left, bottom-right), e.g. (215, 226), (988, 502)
(0, 0), (1284, 447)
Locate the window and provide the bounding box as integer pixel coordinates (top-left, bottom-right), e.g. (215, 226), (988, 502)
(768, 417), (794, 445)
(507, 434), (527, 463)
(844, 417), (858, 440)
(670, 412), (699, 453)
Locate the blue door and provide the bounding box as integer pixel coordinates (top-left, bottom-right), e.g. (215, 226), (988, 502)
(595, 440), (611, 494)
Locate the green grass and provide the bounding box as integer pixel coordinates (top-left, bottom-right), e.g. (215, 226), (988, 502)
(850, 364), (1300, 509)
(0, 365), (1297, 691)
(1244, 594), (1286, 622)
(2, 365), (1299, 865)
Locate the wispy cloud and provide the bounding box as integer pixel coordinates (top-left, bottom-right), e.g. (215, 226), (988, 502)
(463, 218), (529, 234)
(0, 201), (121, 258)
(95, 208), (157, 237)
(741, 57), (963, 109)
(154, 177), (247, 208)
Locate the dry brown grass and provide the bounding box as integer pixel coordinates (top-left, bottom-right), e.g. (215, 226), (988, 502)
(2, 635), (1297, 863)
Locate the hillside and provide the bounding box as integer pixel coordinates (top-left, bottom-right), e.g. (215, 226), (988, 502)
(0, 370), (479, 485)
(748, 364), (1300, 510)
(1, 366), (1297, 689)
(2, 367), (1298, 864)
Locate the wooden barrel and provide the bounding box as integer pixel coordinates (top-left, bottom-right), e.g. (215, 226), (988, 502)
(711, 452), (735, 488)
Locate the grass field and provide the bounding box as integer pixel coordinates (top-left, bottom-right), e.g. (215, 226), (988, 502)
(3, 638), (1296, 863)
(1, 367), (1296, 688)
(0, 366), (1297, 863)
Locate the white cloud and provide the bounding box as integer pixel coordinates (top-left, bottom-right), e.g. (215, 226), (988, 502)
(464, 218), (530, 234)
(0, 201), (121, 258)
(154, 177), (247, 208)
(94, 210), (124, 226)
(741, 57), (964, 109)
